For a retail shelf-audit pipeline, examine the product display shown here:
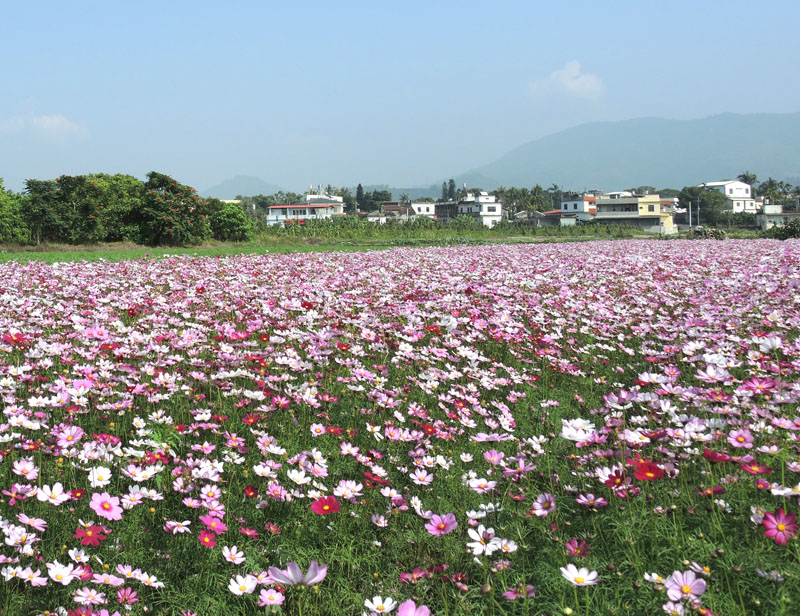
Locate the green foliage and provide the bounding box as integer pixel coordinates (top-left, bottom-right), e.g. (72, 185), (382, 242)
(678, 185), (727, 226)
(0, 179), (30, 244)
(137, 172), (211, 246)
(210, 202), (254, 241)
(90, 173), (145, 242)
(23, 178), (68, 244)
(766, 217), (800, 239)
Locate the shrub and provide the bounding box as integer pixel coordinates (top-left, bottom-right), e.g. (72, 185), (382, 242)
(210, 203), (254, 242)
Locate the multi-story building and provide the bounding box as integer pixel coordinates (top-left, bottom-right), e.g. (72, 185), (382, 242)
(560, 191), (598, 222)
(594, 192), (676, 234)
(265, 191), (345, 226)
(699, 180), (757, 213)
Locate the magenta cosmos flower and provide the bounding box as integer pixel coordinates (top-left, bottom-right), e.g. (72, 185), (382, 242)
(310, 495), (340, 515)
(268, 561), (327, 586)
(425, 513), (458, 536)
(665, 570), (706, 601)
(762, 509), (798, 545)
(89, 492), (123, 521)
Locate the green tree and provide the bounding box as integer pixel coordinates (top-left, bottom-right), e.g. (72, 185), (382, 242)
(546, 184), (562, 210)
(737, 171), (758, 194)
(678, 185), (727, 226)
(0, 180), (30, 244)
(210, 202), (254, 241)
(447, 179), (456, 201)
(137, 172), (211, 246)
(356, 184), (365, 211)
(530, 184), (547, 211)
(89, 173), (145, 241)
(440, 182), (448, 202)
(23, 179), (68, 244)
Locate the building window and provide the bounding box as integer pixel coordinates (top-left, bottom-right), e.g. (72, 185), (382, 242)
(729, 188), (733, 194)
(573, 204), (578, 210)
(563, 204), (568, 210)
(648, 204), (654, 212)
(487, 206), (496, 212)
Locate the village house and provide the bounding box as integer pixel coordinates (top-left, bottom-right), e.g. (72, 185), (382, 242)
(265, 191), (346, 226)
(594, 191), (676, 234)
(756, 201), (800, 230)
(699, 180), (758, 213)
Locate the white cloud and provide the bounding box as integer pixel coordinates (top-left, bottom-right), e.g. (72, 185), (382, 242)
(529, 61), (605, 100)
(0, 116), (26, 134)
(30, 114), (83, 140)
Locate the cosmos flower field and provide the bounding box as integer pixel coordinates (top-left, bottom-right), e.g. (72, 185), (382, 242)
(1, 239), (799, 616)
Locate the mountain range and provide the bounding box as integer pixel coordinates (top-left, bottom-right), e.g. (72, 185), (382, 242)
(457, 112), (800, 191)
(201, 175), (283, 199)
(201, 113), (800, 199)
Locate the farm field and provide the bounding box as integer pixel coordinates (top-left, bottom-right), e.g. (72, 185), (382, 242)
(0, 239), (799, 616)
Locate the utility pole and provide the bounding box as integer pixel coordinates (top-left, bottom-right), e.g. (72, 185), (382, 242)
(688, 200), (692, 229)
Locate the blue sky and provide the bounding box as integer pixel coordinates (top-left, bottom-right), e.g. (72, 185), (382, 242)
(2, 1), (799, 192)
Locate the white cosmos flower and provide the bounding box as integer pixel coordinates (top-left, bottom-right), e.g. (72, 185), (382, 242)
(364, 595), (397, 613)
(88, 466), (112, 488)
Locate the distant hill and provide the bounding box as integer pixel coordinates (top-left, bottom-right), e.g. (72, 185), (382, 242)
(462, 112), (800, 191)
(201, 175), (283, 199)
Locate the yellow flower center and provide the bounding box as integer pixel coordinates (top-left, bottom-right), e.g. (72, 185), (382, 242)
(777, 523), (786, 531)
(681, 585), (691, 594)
(575, 577), (585, 584)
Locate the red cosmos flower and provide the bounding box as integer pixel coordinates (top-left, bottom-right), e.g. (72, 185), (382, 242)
(325, 426), (342, 435)
(70, 489), (87, 500)
(603, 471), (627, 489)
(244, 486), (258, 498)
(364, 471), (389, 487)
(703, 449), (732, 463)
(74, 525), (108, 547)
(242, 413), (260, 426)
(740, 463), (773, 476)
(310, 495), (340, 515)
(627, 459), (664, 481)
(198, 529), (217, 548)
(300, 301), (315, 310)
(697, 486), (726, 497)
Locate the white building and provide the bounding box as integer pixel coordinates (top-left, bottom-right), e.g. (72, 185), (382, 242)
(560, 192), (598, 222)
(699, 180), (757, 213)
(410, 202), (437, 218)
(265, 191), (345, 226)
(457, 191), (502, 227)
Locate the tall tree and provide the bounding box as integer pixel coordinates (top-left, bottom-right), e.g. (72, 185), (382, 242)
(737, 171), (758, 190)
(356, 184), (365, 211)
(137, 172), (211, 246)
(0, 179), (29, 244)
(447, 179), (456, 201)
(678, 185), (727, 226)
(441, 182), (448, 202)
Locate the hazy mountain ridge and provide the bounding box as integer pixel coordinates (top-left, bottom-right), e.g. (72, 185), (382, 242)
(462, 112), (800, 191)
(201, 175), (283, 199)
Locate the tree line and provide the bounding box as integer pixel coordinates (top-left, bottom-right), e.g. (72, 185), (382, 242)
(0, 172), (254, 246)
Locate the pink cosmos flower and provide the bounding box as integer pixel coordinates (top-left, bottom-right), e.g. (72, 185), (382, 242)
(89, 493), (123, 521)
(257, 588), (285, 606)
(762, 509), (798, 545)
(397, 599), (431, 615)
(268, 561), (327, 586)
(425, 513), (458, 536)
(565, 538), (590, 558)
(727, 429), (754, 449)
(501, 585), (537, 600)
(665, 570), (706, 601)
(530, 493), (556, 517)
(199, 514), (227, 535)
